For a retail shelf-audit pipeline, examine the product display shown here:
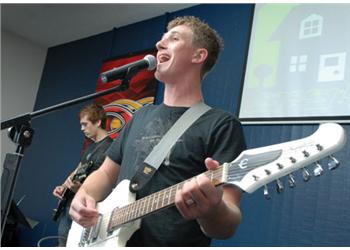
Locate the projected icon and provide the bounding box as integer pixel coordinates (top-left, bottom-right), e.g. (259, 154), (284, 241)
(318, 52), (346, 82)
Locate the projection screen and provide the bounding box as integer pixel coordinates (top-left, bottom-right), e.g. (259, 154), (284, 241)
(239, 3), (350, 124)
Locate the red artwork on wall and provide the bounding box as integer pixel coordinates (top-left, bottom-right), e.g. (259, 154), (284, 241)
(95, 50), (158, 139)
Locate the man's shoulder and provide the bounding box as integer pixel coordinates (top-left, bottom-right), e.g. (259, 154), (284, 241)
(205, 107), (240, 124)
(133, 103), (160, 118)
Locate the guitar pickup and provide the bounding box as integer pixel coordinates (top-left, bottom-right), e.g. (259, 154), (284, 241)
(89, 213), (103, 242)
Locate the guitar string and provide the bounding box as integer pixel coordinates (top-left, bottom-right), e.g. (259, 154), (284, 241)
(108, 151), (320, 228)
(89, 145), (324, 237)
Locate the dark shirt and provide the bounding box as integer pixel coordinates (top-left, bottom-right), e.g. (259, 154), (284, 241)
(80, 136), (113, 176)
(107, 103), (246, 246)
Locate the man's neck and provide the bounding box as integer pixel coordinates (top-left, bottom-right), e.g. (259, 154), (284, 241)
(93, 129), (108, 143)
(163, 77), (203, 107)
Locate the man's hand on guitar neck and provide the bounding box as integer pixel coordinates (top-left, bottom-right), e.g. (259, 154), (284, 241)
(175, 157), (224, 221)
(53, 185), (65, 200)
(175, 157), (242, 239)
(52, 176), (82, 201)
(64, 176), (82, 193)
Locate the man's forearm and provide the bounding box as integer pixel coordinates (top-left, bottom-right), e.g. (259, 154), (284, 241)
(79, 169), (114, 202)
(197, 199), (241, 239)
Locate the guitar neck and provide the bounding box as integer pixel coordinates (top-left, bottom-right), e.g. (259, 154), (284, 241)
(108, 166), (225, 230)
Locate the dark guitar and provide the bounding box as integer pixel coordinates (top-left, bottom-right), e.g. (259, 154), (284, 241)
(52, 161), (93, 221)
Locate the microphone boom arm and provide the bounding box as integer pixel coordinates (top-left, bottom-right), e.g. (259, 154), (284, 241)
(1, 71), (135, 239)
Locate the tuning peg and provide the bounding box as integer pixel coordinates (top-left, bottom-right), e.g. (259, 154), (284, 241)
(289, 157), (297, 163)
(327, 155), (340, 170)
(263, 185), (271, 200)
(302, 168), (311, 182)
(313, 162), (324, 176)
(316, 144), (323, 151)
(276, 179), (284, 193)
(302, 150), (310, 157)
(288, 174), (296, 188)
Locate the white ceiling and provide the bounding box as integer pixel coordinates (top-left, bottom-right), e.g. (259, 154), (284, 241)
(1, 3), (196, 48)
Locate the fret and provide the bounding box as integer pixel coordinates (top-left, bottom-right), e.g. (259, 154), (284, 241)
(123, 206), (128, 224)
(133, 201), (139, 220)
(108, 167), (226, 230)
(133, 201), (138, 219)
(174, 183), (180, 204)
(155, 190), (160, 210)
(116, 209), (121, 226)
(107, 208), (116, 231)
(126, 203), (132, 222)
(168, 186), (173, 205)
(130, 202), (136, 221)
(126, 205), (131, 222)
(141, 197), (145, 215)
(131, 202), (135, 220)
(139, 200), (143, 217)
(145, 196), (150, 215)
(163, 190), (170, 206)
(115, 208), (121, 226)
(161, 189), (166, 207)
(120, 208), (125, 225)
(136, 199), (142, 218)
(150, 193), (155, 211)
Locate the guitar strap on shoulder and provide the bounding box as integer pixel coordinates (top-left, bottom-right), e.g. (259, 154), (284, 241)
(80, 136), (111, 175)
(129, 101), (211, 193)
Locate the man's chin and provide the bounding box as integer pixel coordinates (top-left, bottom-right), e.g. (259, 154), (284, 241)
(154, 71), (162, 81)
(155, 70), (169, 83)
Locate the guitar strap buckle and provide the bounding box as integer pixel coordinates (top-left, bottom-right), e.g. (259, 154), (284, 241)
(129, 163), (156, 192)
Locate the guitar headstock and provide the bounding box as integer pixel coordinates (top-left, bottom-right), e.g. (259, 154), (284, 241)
(223, 123), (347, 198)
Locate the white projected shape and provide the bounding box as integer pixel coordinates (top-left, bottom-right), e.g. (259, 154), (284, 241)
(318, 52), (346, 82)
(299, 14), (323, 39)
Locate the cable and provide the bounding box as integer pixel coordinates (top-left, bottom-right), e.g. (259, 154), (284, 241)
(37, 235), (66, 247)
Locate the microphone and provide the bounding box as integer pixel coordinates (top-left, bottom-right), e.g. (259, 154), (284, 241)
(100, 54), (157, 83)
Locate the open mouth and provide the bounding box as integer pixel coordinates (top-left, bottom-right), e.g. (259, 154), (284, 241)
(158, 54), (171, 64)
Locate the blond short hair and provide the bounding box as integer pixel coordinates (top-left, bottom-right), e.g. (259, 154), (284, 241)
(167, 16), (224, 78)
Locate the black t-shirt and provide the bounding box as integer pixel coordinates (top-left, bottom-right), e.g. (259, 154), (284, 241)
(107, 103), (246, 246)
(80, 136), (113, 176)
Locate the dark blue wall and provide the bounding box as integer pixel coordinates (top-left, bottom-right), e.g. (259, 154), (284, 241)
(11, 4), (350, 247)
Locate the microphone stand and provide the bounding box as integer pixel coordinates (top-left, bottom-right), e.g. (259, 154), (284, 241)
(0, 67), (139, 239)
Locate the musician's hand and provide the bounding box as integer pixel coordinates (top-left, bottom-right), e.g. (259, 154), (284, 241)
(53, 185), (65, 200)
(64, 177), (82, 193)
(175, 157), (223, 220)
(69, 188), (98, 228)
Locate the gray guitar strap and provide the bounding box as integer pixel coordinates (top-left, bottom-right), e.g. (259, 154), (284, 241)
(129, 101), (211, 192)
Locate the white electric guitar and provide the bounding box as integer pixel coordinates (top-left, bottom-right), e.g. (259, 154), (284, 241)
(66, 123), (347, 247)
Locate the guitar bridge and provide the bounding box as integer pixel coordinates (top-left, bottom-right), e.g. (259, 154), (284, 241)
(79, 227), (91, 247)
(78, 213), (103, 246)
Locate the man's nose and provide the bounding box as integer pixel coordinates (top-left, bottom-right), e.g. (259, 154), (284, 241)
(156, 39), (166, 50)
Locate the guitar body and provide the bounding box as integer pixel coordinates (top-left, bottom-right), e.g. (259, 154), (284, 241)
(66, 180), (140, 247)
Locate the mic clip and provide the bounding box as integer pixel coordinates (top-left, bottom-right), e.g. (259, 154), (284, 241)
(117, 65), (140, 91)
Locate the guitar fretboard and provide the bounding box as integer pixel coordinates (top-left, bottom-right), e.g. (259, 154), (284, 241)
(107, 166), (225, 231)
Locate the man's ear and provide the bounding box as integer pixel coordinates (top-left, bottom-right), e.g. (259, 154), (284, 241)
(96, 120), (102, 128)
(192, 48), (208, 64)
